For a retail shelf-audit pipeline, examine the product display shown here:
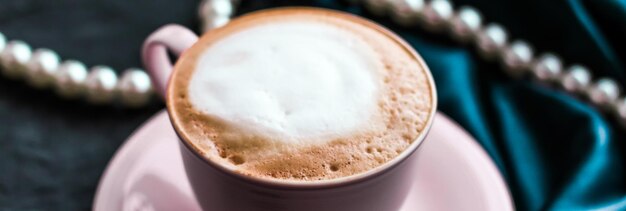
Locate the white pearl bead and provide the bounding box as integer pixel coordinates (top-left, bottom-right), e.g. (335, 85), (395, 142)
(365, 0), (391, 16)
(421, 0), (453, 31)
(389, 0), (424, 26)
(502, 40), (534, 74)
(616, 98), (626, 126)
(117, 68), (152, 107)
(26, 48), (60, 88)
(85, 65), (118, 104)
(476, 23), (508, 59)
(587, 78), (621, 107)
(532, 53), (562, 81)
(0, 40), (32, 79)
(198, 0), (233, 20)
(201, 16), (230, 32)
(55, 60), (88, 98)
(0, 32), (6, 53)
(561, 65), (591, 93)
(449, 6), (482, 42)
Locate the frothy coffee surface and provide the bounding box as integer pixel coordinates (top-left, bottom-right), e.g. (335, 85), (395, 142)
(169, 9), (434, 181)
(190, 21), (380, 144)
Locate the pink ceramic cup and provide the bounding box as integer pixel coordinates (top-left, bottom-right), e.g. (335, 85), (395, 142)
(142, 8), (437, 211)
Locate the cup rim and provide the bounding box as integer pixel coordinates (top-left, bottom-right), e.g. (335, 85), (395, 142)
(167, 7), (438, 189)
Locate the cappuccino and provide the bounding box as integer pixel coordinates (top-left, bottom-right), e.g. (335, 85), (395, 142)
(168, 9), (435, 181)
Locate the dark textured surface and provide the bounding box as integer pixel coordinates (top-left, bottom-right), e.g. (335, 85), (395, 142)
(0, 0), (196, 210)
(1, 0), (626, 210)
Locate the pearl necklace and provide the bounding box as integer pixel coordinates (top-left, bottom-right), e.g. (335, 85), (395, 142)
(0, 0), (624, 126)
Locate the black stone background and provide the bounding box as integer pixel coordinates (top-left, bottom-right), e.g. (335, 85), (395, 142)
(0, 0), (196, 210)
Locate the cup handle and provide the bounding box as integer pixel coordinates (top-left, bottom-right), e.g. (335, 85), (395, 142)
(142, 24), (198, 99)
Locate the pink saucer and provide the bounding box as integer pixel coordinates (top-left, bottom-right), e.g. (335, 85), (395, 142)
(93, 111), (514, 211)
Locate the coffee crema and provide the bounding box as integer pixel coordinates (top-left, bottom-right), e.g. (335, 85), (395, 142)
(169, 8), (435, 181)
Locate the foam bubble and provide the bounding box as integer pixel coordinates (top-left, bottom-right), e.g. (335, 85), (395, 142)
(188, 20), (382, 145)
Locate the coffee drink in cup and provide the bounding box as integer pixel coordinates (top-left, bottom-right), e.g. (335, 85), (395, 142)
(168, 9), (435, 181)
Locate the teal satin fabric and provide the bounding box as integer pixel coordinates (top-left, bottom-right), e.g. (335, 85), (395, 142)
(247, 0), (626, 210)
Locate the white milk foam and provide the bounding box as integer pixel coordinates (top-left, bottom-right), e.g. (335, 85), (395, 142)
(188, 20), (382, 146)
